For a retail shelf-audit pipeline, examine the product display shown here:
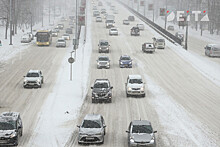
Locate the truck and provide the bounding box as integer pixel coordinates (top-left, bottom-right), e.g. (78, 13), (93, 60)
(105, 15), (115, 28)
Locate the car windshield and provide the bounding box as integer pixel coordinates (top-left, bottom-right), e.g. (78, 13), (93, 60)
(132, 125), (153, 134)
(0, 122), (16, 130)
(63, 34), (69, 36)
(129, 79), (142, 84)
(26, 72), (40, 77)
(111, 29), (117, 31)
(100, 42), (108, 46)
(121, 57), (131, 60)
(99, 57), (108, 61)
(157, 39), (164, 42)
(82, 120), (101, 128)
(58, 39), (65, 42)
(94, 82), (109, 88)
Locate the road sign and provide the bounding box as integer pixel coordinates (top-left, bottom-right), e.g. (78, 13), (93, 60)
(148, 4), (153, 10)
(68, 57), (75, 63)
(140, 1), (145, 6)
(179, 16), (187, 26)
(78, 15), (85, 26)
(160, 8), (166, 16)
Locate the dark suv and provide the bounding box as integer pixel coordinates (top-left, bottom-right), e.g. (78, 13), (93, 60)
(91, 79), (113, 103)
(0, 112), (23, 146)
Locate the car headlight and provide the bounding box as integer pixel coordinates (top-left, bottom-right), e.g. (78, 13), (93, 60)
(106, 47), (109, 49)
(10, 132), (16, 138)
(129, 61), (132, 64)
(140, 87), (144, 91)
(120, 62), (123, 64)
(127, 87), (132, 91)
(95, 132), (102, 135)
(106, 62), (109, 65)
(37, 79), (41, 83)
(150, 136), (155, 144)
(130, 137), (134, 143)
(99, 47), (102, 49)
(24, 79), (27, 82)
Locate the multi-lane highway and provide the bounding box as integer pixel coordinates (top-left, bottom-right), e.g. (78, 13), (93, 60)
(66, 1), (220, 147)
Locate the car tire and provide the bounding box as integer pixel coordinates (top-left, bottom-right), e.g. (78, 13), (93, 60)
(39, 84), (42, 88)
(101, 137), (104, 144)
(108, 99), (112, 103)
(126, 93), (130, 97)
(92, 99), (96, 103)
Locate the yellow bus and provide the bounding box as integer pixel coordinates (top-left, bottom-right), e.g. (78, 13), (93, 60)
(36, 30), (52, 46)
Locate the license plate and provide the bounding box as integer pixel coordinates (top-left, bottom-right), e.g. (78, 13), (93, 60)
(86, 137), (94, 140)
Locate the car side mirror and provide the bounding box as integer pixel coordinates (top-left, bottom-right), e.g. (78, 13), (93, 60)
(153, 131), (157, 133)
(77, 125), (80, 128)
(103, 125), (106, 128)
(204, 47), (206, 49)
(15, 129), (18, 132)
(91, 87), (93, 89)
(126, 130), (130, 133)
(23, 76), (25, 77)
(110, 86), (113, 89)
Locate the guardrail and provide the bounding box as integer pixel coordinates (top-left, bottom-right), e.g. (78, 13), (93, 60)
(118, 1), (182, 45)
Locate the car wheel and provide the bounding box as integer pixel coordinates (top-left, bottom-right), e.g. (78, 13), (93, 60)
(92, 99), (96, 103)
(108, 99), (112, 103)
(101, 137), (104, 144)
(126, 93), (130, 97)
(39, 84), (42, 88)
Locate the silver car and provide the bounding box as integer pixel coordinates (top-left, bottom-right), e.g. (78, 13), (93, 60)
(77, 114), (106, 144)
(97, 56), (110, 69)
(109, 28), (118, 36)
(126, 120), (157, 147)
(205, 44), (220, 57)
(56, 38), (66, 47)
(23, 70), (44, 88)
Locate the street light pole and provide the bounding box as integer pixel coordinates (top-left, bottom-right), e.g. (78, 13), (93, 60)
(164, 0), (167, 30)
(9, 0), (13, 45)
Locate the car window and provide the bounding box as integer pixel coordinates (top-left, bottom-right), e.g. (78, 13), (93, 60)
(129, 79), (142, 84)
(121, 57), (131, 60)
(0, 122), (16, 130)
(94, 82), (109, 88)
(99, 57), (108, 61)
(82, 120), (101, 128)
(100, 42), (108, 46)
(157, 39), (165, 42)
(206, 47), (211, 50)
(26, 73), (40, 77)
(132, 125), (153, 133)
(58, 39), (65, 42)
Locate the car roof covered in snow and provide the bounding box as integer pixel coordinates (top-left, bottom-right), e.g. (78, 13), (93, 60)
(128, 75), (142, 79)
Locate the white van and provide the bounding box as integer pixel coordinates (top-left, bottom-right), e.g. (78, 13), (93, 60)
(205, 44), (220, 57)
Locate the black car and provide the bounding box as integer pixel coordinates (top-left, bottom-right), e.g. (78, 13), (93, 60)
(0, 112), (23, 146)
(91, 79), (113, 103)
(130, 27), (140, 36)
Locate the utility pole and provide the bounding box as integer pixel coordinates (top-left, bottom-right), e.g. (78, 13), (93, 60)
(9, 0), (13, 45)
(164, 0), (167, 30)
(49, 0), (51, 23)
(54, 0), (55, 20)
(42, 0), (44, 27)
(137, 0), (139, 12)
(143, 0), (145, 17)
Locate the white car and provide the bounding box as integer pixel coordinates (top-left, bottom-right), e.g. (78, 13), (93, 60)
(21, 34), (31, 43)
(52, 30), (58, 37)
(142, 43), (155, 53)
(109, 28), (118, 36)
(125, 75), (145, 97)
(62, 34), (70, 40)
(137, 24), (144, 30)
(96, 16), (102, 22)
(153, 37), (165, 49)
(123, 20), (130, 25)
(56, 38), (66, 47)
(23, 70), (44, 88)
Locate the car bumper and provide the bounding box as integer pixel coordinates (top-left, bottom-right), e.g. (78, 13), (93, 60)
(110, 32), (118, 35)
(0, 137), (18, 146)
(120, 64), (132, 68)
(143, 49), (155, 52)
(157, 45), (165, 49)
(97, 65), (110, 69)
(99, 49), (109, 53)
(129, 142), (156, 147)
(127, 90), (145, 95)
(56, 44), (66, 47)
(78, 134), (104, 144)
(24, 82), (41, 87)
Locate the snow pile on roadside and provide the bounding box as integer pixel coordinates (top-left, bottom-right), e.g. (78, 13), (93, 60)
(143, 73), (218, 147)
(26, 10), (92, 147)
